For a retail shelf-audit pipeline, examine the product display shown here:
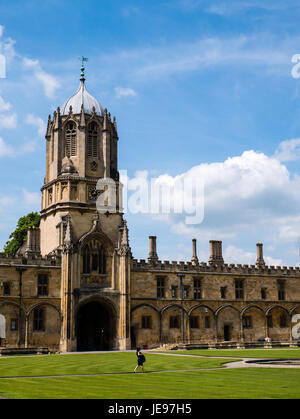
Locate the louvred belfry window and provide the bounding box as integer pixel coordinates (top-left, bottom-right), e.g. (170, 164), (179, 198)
(87, 122), (98, 158)
(65, 121), (77, 157)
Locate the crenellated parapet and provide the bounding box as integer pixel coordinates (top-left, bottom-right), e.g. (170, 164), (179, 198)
(0, 252), (61, 267)
(131, 258), (300, 276)
(131, 237), (300, 277)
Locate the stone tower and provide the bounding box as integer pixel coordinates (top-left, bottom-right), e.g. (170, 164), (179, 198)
(40, 65), (131, 352)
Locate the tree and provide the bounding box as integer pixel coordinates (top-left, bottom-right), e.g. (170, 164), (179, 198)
(3, 212), (41, 255)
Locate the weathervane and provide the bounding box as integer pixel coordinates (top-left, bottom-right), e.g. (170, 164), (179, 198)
(79, 56), (88, 80)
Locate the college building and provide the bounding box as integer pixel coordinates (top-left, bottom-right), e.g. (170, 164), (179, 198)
(0, 69), (300, 353)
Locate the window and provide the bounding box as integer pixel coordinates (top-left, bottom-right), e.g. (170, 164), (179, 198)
(157, 278), (165, 298)
(242, 316), (252, 329)
(82, 243), (106, 275)
(65, 121), (77, 157)
(3, 282), (10, 296)
(38, 274), (48, 296)
(190, 316), (199, 329)
(170, 316), (179, 329)
(220, 287), (227, 299)
(280, 315), (288, 328)
(33, 308), (45, 331)
(204, 316), (210, 329)
(183, 286), (189, 299)
(235, 279), (244, 299)
(83, 245), (91, 274)
(193, 279), (202, 300)
(277, 281), (285, 301)
(267, 315), (273, 328)
(171, 286), (177, 299)
(11, 319), (18, 331)
(261, 288), (267, 300)
(141, 316), (152, 329)
(87, 122), (98, 158)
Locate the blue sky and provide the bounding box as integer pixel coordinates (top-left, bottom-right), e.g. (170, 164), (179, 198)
(1, 0), (300, 266)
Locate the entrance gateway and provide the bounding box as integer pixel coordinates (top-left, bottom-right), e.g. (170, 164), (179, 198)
(76, 301), (115, 351)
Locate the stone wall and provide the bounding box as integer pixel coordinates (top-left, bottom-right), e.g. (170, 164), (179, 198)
(130, 261), (300, 348)
(0, 258), (61, 351)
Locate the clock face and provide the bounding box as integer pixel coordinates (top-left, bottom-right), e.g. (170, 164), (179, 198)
(88, 186), (99, 201)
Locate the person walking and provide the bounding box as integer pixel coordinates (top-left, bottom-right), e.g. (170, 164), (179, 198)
(134, 350), (146, 373)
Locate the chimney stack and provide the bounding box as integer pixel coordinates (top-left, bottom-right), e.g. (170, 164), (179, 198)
(25, 226), (41, 256)
(256, 242), (265, 268)
(148, 236), (158, 264)
(191, 238), (199, 265)
(209, 240), (224, 265)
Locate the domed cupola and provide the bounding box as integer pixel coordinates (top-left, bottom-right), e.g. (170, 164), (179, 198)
(61, 64), (104, 116)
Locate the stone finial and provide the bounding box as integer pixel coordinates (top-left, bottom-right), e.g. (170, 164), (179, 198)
(120, 220), (129, 247)
(118, 220), (131, 256)
(256, 242), (265, 268)
(80, 104), (85, 127)
(63, 218), (73, 253)
(103, 108), (108, 130)
(148, 236), (158, 264)
(46, 115), (52, 137)
(191, 238), (199, 266)
(209, 240), (224, 265)
(113, 116), (118, 133)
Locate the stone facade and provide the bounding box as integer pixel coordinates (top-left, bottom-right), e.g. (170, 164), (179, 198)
(130, 251), (300, 348)
(0, 73), (299, 353)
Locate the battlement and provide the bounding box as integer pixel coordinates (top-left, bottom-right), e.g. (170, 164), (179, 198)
(131, 258), (300, 276)
(132, 238), (300, 276)
(0, 252), (61, 267)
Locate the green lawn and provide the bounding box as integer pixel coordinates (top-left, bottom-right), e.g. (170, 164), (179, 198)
(0, 352), (233, 378)
(1, 368), (300, 399)
(0, 351), (300, 399)
(161, 348), (300, 359)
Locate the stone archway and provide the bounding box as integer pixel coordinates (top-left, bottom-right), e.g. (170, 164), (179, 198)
(76, 300), (116, 351)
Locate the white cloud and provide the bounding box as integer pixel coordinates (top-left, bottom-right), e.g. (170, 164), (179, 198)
(19, 140), (37, 154)
(25, 114), (46, 137)
(124, 145), (300, 265)
(173, 0), (294, 15)
(224, 245), (282, 266)
(0, 96), (11, 112)
(122, 35), (291, 81)
(205, 1), (278, 16)
(0, 137), (14, 157)
(22, 189), (40, 207)
(0, 32), (16, 62)
(115, 87), (137, 99)
(0, 112), (17, 129)
(273, 138), (300, 162)
(23, 58), (60, 98)
(0, 195), (16, 211)
(0, 137), (37, 158)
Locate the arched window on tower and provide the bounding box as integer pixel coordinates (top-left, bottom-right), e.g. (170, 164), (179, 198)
(83, 245), (91, 274)
(65, 121), (77, 157)
(98, 245), (106, 274)
(82, 241), (106, 274)
(87, 122), (98, 158)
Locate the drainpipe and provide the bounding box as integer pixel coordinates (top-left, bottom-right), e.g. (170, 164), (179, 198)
(16, 266), (27, 348)
(177, 273), (185, 343)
